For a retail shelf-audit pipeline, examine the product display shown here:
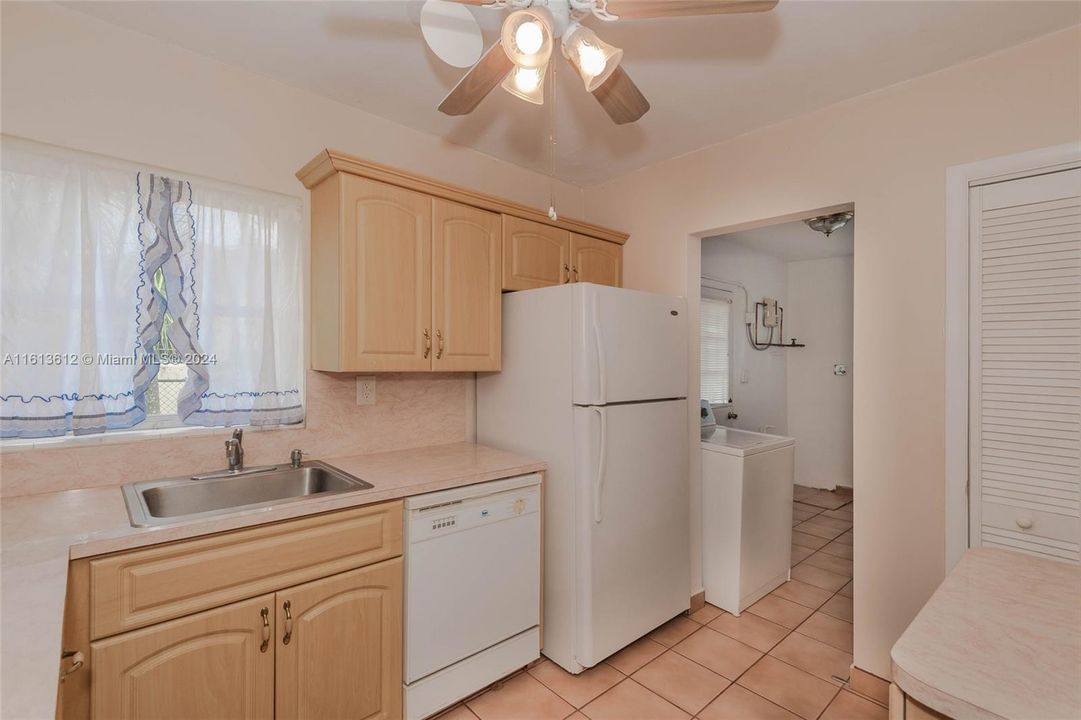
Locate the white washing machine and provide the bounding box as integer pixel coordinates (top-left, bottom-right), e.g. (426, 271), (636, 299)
(701, 427), (795, 614)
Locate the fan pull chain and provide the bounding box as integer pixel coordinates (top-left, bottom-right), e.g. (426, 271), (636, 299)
(548, 58), (558, 221)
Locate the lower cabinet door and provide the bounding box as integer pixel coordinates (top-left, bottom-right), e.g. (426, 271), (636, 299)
(275, 558), (403, 720)
(92, 594), (275, 720)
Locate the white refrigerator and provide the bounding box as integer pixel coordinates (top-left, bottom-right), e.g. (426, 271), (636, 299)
(477, 283), (689, 674)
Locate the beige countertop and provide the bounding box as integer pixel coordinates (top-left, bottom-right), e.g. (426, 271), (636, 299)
(0, 441), (545, 720)
(891, 547), (1081, 720)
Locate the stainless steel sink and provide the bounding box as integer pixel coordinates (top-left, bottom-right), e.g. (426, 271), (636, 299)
(122, 461), (373, 527)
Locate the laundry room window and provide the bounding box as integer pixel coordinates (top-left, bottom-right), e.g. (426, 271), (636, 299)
(700, 292), (732, 406)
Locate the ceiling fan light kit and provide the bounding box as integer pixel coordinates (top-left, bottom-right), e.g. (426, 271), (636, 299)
(434, 0), (779, 124)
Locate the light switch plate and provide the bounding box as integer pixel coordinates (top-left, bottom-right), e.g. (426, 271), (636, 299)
(356, 376), (376, 405)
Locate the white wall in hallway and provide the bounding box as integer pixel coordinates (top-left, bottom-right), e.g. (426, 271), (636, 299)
(700, 239), (788, 434)
(786, 256), (855, 490)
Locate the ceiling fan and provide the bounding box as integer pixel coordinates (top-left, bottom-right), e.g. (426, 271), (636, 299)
(431, 0), (778, 124)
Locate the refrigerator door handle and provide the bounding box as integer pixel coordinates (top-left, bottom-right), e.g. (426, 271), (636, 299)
(593, 406), (608, 523)
(592, 299), (607, 403)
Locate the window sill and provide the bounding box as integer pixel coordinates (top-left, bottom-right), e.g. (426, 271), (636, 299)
(0, 419), (306, 454)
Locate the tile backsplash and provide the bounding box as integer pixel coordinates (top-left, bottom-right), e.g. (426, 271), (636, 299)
(0, 371), (469, 498)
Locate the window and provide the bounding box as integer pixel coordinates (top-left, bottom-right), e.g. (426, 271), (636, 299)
(0, 137), (304, 440)
(700, 293), (732, 406)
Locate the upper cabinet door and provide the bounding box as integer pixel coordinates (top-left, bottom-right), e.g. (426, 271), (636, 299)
(275, 559), (403, 720)
(92, 595), (275, 720)
(432, 200), (502, 372)
(571, 234), (623, 288)
(503, 215), (571, 290)
(341, 176), (432, 371)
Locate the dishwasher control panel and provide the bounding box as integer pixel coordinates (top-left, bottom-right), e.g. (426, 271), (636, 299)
(409, 488), (539, 543)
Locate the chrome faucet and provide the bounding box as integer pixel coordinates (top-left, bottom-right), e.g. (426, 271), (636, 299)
(225, 429), (244, 472)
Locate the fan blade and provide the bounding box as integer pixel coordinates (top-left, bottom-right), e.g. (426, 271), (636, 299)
(592, 66), (650, 125)
(438, 42), (514, 116)
(603, 0), (777, 20)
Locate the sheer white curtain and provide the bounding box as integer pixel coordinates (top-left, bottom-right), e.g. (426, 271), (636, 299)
(1, 137), (156, 437)
(1, 136), (303, 438)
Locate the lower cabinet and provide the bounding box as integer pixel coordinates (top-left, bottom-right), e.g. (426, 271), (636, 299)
(92, 594), (275, 720)
(66, 503), (405, 720)
(276, 560), (403, 720)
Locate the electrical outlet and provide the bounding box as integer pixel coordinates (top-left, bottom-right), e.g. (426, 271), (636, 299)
(356, 376), (376, 406)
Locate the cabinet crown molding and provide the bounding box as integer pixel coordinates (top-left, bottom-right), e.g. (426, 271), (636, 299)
(296, 149), (629, 246)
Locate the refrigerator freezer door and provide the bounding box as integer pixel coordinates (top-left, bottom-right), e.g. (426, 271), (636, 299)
(573, 284), (688, 405)
(572, 399), (690, 668)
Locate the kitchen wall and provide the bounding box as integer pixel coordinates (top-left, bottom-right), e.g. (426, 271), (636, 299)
(0, 2), (583, 498)
(582, 27), (1081, 678)
(786, 257), (854, 490)
(700, 239), (788, 434)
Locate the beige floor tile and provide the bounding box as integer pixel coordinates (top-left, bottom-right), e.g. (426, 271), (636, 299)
(688, 603), (723, 625)
(580, 679), (689, 720)
(820, 593), (854, 623)
(435, 704), (480, 720)
(834, 530), (854, 546)
(672, 626), (763, 680)
(568, 715), (588, 720)
(530, 659), (623, 708)
(848, 668), (890, 708)
(699, 684), (801, 720)
(822, 507), (853, 521)
(648, 616), (698, 647)
(792, 508), (817, 523)
(768, 632), (852, 686)
(819, 690), (889, 720)
(791, 531), (829, 550)
(796, 612), (854, 653)
(605, 637), (666, 675)
(793, 519), (847, 540)
(792, 486), (817, 500)
(804, 516), (852, 533)
(801, 552), (854, 578)
(737, 656), (840, 720)
(632, 650), (730, 715)
(819, 541), (854, 560)
(747, 594), (815, 629)
(793, 501), (822, 514)
(796, 490), (850, 511)
(839, 580), (854, 598)
(770, 580), (834, 609)
(790, 544), (815, 565)
(708, 611), (790, 653)
(790, 563), (850, 592)
(468, 672), (575, 720)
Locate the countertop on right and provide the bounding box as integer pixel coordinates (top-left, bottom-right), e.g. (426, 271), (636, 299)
(890, 547), (1081, 720)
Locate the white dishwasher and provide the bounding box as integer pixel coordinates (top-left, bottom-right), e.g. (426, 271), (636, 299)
(404, 473), (541, 720)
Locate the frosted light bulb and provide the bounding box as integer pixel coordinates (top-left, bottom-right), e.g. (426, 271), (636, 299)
(578, 42), (608, 79)
(513, 67), (542, 93)
(515, 21), (544, 55)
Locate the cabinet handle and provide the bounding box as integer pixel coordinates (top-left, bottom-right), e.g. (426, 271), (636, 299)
(563, 265), (571, 284)
(423, 329), (431, 359)
(1016, 516), (1034, 530)
(282, 600), (293, 645)
(259, 607), (270, 653)
(572, 266), (580, 282)
(60, 649), (84, 681)
(436, 330), (445, 360)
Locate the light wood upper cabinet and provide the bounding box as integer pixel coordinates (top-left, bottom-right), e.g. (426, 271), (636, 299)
(432, 200), (501, 371)
(502, 215), (571, 290)
(275, 559), (403, 720)
(339, 175), (432, 372)
(92, 594), (275, 720)
(571, 233), (623, 287)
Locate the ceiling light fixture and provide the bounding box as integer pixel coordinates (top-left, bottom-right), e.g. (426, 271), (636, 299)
(501, 63), (547, 105)
(562, 23), (623, 92)
(803, 212), (854, 237)
(500, 8), (554, 69)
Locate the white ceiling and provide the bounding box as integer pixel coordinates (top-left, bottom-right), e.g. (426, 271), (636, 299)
(65, 1), (1080, 186)
(709, 218), (854, 261)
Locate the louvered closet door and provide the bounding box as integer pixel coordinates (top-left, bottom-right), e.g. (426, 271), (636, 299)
(970, 168), (1081, 563)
